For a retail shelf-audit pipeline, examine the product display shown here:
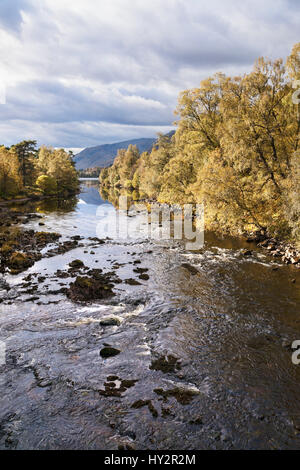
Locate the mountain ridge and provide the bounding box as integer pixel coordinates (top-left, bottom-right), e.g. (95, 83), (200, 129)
(74, 137), (156, 170)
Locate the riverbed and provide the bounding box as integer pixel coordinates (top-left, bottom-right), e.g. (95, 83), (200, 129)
(0, 180), (300, 450)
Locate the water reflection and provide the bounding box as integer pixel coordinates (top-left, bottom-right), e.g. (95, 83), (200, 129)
(22, 179), (111, 238)
(35, 196), (78, 214)
(99, 185), (137, 208)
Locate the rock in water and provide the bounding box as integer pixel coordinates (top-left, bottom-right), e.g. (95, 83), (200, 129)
(100, 317), (121, 326)
(8, 252), (34, 274)
(100, 347), (121, 358)
(67, 275), (115, 302)
(69, 259), (85, 268)
(241, 250), (253, 257)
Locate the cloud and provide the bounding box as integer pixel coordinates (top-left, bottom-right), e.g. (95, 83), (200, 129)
(0, 0), (299, 147)
(0, 119), (174, 148)
(0, 0), (31, 31)
(2, 79), (173, 126)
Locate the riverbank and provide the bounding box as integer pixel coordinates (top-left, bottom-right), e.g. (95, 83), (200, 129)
(100, 181), (300, 270)
(0, 193), (47, 207)
(244, 230), (300, 268)
(0, 206), (119, 300)
(1, 190), (299, 282)
(0, 192), (146, 303)
(0, 186), (80, 207)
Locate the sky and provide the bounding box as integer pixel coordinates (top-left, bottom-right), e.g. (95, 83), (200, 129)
(0, 0), (299, 151)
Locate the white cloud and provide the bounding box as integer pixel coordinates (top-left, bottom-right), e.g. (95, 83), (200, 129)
(0, 0), (299, 147)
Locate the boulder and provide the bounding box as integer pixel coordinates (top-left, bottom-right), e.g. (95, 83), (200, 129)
(69, 259), (85, 269)
(67, 275), (115, 302)
(8, 252), (34, 273)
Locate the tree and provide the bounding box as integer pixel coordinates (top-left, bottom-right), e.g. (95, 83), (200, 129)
(35, 147), (79, 196)
(285, 151), (300, 247)
(36, 175), (58, 195)
(99, 43), (300, 245)
(12, 140), (38, 186)
(0, 147), (22, 197)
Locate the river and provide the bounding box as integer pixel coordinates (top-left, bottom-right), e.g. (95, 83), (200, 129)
(0, 179), (300, 449)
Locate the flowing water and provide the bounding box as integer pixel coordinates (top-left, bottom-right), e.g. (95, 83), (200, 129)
(1, 180), (300, 450)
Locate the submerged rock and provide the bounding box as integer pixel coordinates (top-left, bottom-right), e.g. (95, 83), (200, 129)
(181, 263), (199, 275)
(125, 278), (142, 286)
(133, 267), (148, 273)
(100, 347), (121, 358)
(154, 387), (199, 405)
(150, 355), (182, 373)
(131, 400), (158, 418)
(100, 317), (121, 327)
(189, 416), (203, 426)
(0, 278), (10, 291)
(282, 339), (292, 350)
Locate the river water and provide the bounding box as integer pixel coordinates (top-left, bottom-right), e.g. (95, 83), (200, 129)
(0, 180), (300, 450)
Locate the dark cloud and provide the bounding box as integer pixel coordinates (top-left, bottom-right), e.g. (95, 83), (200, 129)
(0, 0), (299, 147)
(2, 80), (174, 126)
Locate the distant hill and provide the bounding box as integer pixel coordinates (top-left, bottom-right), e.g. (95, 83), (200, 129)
(74, 138), (156, 170)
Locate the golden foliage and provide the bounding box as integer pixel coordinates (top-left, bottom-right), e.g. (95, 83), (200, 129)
(0, 147), (22, 197)
(100, 43), (300, 243)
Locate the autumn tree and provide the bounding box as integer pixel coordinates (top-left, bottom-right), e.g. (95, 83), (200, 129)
(35, 147), (79, 196)
(100, 43), (300, 244)
(36, 174), (58, 195)
(0, 146), (22, 197)
(12, 140), (38, 186)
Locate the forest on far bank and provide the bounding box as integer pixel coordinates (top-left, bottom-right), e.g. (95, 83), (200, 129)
(100, 43), (300, 248)
(0, 141), (79, 200)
